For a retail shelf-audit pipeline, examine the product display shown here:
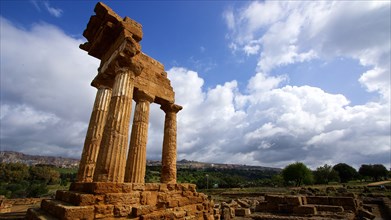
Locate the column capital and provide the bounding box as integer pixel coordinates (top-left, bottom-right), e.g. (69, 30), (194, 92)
(134, 90), (154, 103)
(160, 103), (182, 114)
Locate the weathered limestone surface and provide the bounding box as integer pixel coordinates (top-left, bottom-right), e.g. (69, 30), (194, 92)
(77, 87), (112, 182)
(133, 53), (174, 104)
(26, 183), (213, 220)
(93, 69), (135, 183)
(249, 194), (367, 220)
(160, 103), (182, 184)
(125, 90), (154, 183)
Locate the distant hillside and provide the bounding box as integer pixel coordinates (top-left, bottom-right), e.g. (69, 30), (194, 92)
(148, 159), (281, 172)
(0, 151), (79, 168)
(1, 151), (280, 172)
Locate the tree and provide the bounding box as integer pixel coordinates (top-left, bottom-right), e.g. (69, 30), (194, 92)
(271, 174), (284, 187)
(358, 164), (372, 180)
(372, 164), (388, 181)
(359, 164), (388, 181)
(29, 165), (60, 185)
(27, 183), (48, 198)
(333, 163), (358, 183)
(282, 162), (314, 186)
(0, 162), (29, 183)
(313, 164), (340, 184)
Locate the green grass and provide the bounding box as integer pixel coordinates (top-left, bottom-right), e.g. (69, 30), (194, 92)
(54, 167), (78, 174)
(46, 183), (71, 197)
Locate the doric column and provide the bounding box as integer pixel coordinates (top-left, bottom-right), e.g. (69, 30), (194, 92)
(124, 90), (154, 183)
(93, 67), (135, 182)
(77, 86), (112, 182)
(160, 103), (182, 183)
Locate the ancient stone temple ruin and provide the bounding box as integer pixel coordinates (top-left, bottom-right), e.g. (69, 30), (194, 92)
(26, 2), (213, 219)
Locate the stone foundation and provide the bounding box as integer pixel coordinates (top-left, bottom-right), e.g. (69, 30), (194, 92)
(26, 183), (214, 220)
(216, 194), (373, 220)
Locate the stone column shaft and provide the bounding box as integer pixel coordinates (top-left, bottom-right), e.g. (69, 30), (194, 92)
(124, 91), (154, 183)
(77, 87), (112, 182)
(93, 68), (135, 182)
(160, 103), (182, 183)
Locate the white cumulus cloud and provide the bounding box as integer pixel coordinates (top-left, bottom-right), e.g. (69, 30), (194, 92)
(224, 1), (391, 100)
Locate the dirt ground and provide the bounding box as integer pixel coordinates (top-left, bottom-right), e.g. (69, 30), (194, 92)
(0, 203), (40, 220)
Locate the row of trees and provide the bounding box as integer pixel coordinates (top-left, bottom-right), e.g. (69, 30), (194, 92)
(0, 163), (76, 198)
(0, 162), (388, 198)
(146, 166), (280, 189)
(282, 162), (389, 186)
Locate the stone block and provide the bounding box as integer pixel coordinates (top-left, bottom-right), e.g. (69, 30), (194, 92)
(237, 199), (251, 208)
(306, 196), (330, 205)
(178, 197), (191, 207)
(69, 182), (85, 192)
(285, 196), (303, 206)
(95, 195), (105, 204)
(179, 184), (190, 191)
(167, 199), (179, 208)
(363, 204), (373, 212)
(235, 208), (251, 216)
(183, 190), (193, 197)
(55, 190), (69, 201)
(57, 191), (96, 206)
(184, 215), (196, 220)
(329, 197), (357, 207)
(266, 202), (280, 212)
(41, 199), (94, 220)
(26, 208), (57, 220)
(188, 196), (204, 204)
(114, 205), (132, 217)
(301, 196), (307, 205)
(196, 204), (204, 211)
(181, 204), (198, 213)
(278, 204), (295, 213)
(173, 210), (187, 218)
(188, 184), (197, 192)
(315, 205), (344, 212)
(167, 183), (179, 191)
(133, 183), (145, 191)
(358, 208), (376, 220)
(122, 183), (133, 193)
(255, 201), (268, 212)
(131, 205), (156, 217)
(159, 184), (168, 192)
(145, 183), (160, 191)
(265, 195), (286, 204)
(0, 207), (11, 214)
(293, 205), (317, 215)
(105, 192), (140, 205)
(141, 210), (169, 220)
(92, 182), (124, 194)
(77, 193), (96, 206)
(222, 207), (231, 220)
(140, 192), (150, 205)
(204, 213), (215, 220)
(141, 191), (158, 206)
(94, 204), (114, 219)
(157, 192), (168, 203)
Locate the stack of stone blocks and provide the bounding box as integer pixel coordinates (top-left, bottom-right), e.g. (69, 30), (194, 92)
(28, 183), (213, 219)
(256, 194), (363, 216)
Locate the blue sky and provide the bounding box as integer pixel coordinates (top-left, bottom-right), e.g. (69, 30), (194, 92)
(1, 0), (390, 169)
